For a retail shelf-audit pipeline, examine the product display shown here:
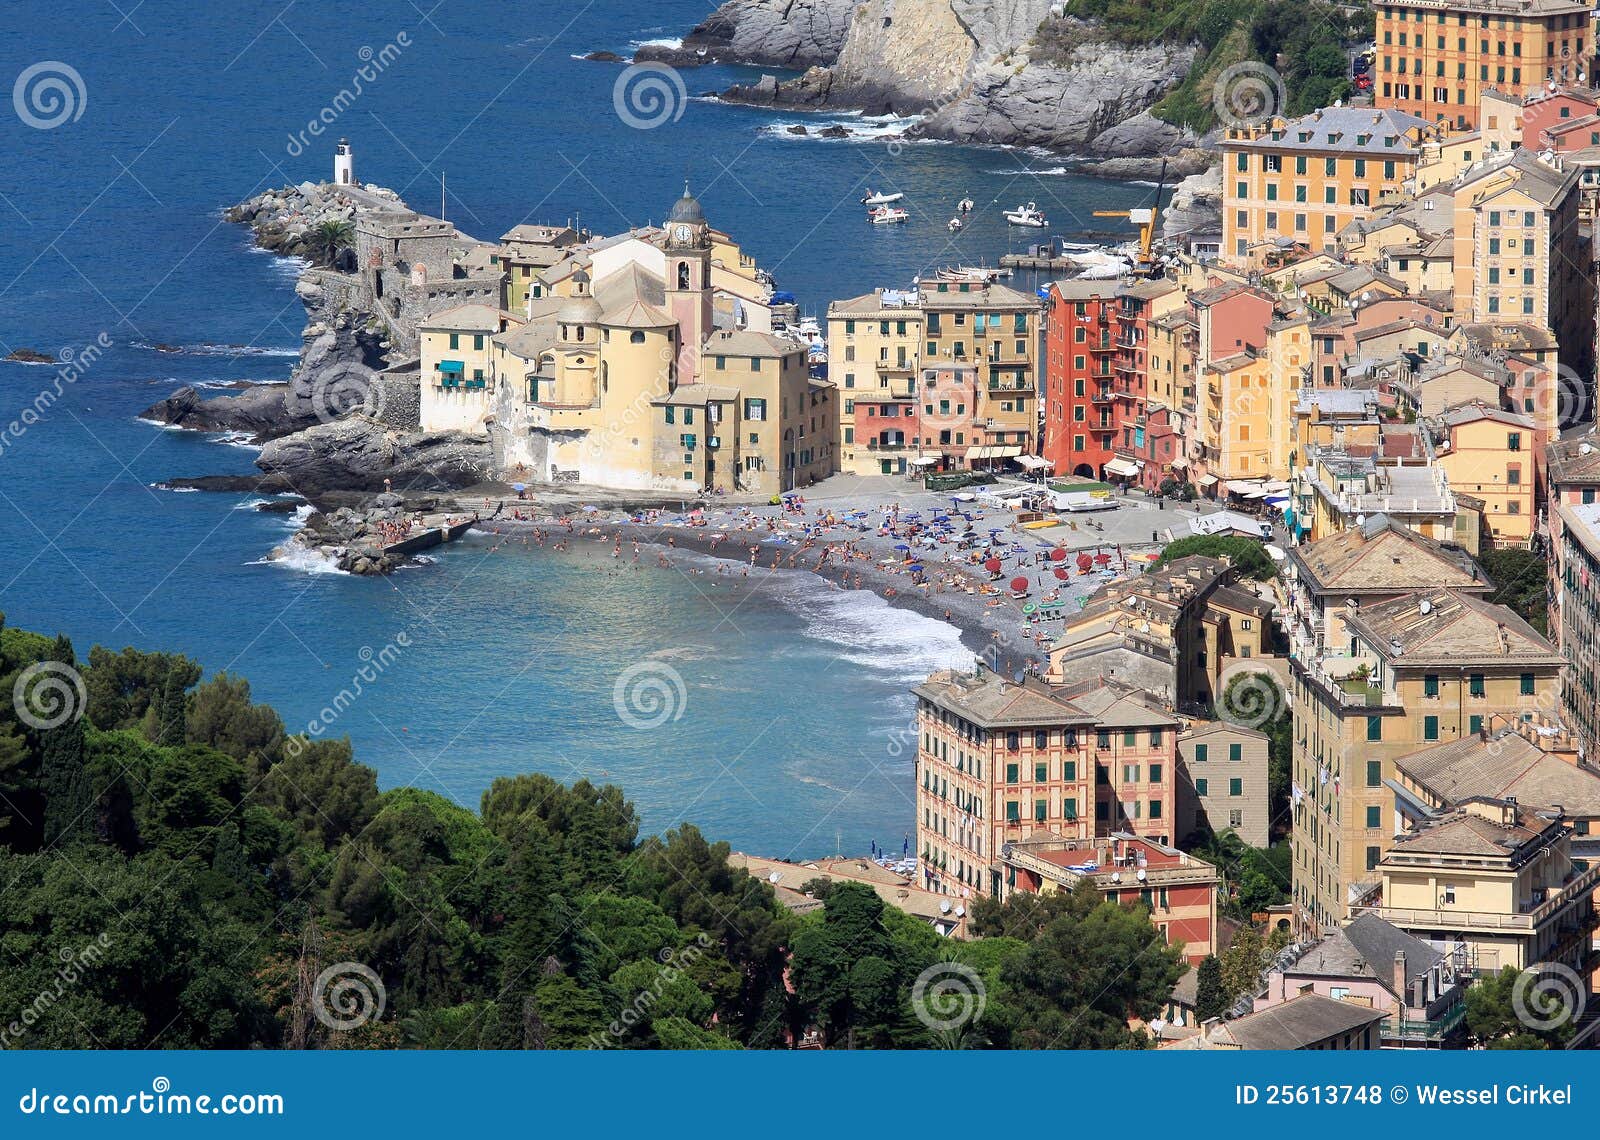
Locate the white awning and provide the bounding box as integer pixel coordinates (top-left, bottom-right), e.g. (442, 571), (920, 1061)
(1168, 457), (1189, 468)
(1198, 474), (1219, 487)
(1016, 455), (1054, 471)
(910, 455), (942, 467)
(1104, 458), (1141, 478)
(1261, 479), (1291, 493)
(969, 445), (1023, 459)
(1227, 479), (1264, 495)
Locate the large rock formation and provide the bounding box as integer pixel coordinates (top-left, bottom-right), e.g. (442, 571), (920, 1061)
(679, 0), (855, 67)
(255, 419), (492, 496)
(709, 0), (1204, 162)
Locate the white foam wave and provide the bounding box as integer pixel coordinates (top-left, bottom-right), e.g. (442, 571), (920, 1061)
(136, 417), (183, 431)
(987, 165), (1072, 176)
(780, 577), (973, 680)
(131, 340), (300, 358)
(152, 483), (198, 493)
(209, 431), (262, 450)
(629, 36), (682, 50)
(250, 546), (349, 575)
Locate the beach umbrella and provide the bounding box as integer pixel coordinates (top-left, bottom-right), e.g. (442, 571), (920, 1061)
(1010, 576), (1029, 593)
(512, 483), (526, 492)
(1049, 547), (1066, 562)
(984, 557), (1002, 573)
(1076, 552), (1093, 570)
(1094, 552), (1111, 564)
(1053, 567), (1068, 580)
(894, 543), (911, 551)
(908, 563), (925, 572)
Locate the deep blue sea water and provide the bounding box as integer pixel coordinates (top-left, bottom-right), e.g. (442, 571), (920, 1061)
(0, 1), (1140, 855)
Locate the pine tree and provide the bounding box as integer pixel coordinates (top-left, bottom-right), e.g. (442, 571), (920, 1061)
(39, 635), (91, 847)
(1195, 954), (1226, 1022)
(158, 669), (187, 746)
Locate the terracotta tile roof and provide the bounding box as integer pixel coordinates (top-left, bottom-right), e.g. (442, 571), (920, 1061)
(1289, 515), (1486, 595)
(1345, 588), (1562, 667)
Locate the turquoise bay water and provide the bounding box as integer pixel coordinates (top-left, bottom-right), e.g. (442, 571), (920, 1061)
(0, 0), (1136, 853)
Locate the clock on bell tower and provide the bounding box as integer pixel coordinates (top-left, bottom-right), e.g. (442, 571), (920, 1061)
(664, 183), (713, 382)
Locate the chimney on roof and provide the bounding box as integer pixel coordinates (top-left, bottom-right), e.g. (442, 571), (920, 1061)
(1394, 951), (1408, 1006)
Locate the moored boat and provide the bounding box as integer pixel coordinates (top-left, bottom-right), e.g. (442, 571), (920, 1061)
(1005, 202), (1048, 228)
(868, 205), (909, 224)
(861, 189), (904, 206)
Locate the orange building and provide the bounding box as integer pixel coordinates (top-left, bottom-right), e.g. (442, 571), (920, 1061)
(1374, 0), (1592, 128)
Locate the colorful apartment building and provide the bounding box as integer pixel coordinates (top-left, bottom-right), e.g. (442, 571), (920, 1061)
(1430, 403), (1538, 547)
(1373, 0), (1592, 128)
(1000, 833), (1220, 963)
(1221, 106), (1437, 264)
(918, 279), (1040, 469)
(827, 288), (924, 476)
(1291, 587), (1565, 935)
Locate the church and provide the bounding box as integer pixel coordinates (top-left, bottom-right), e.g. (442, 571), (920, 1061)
(418, 186), (836, 496)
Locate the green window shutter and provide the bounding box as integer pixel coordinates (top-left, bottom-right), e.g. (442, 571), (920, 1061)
(1005, 763), (1018, 784)
(1229, 778), (1242, 797)
(1521, 672), (1535, 696)
(1194, 744), (1207, 763)
(1366, 805), (1381, 828)
(1196, 778), (1208, 796)
(1469, 674), (1484, 697)
(1034, 762), (1047, 782)
(1366, 760), (1382, 787)
(1229, 743), (1242, 762)
(1367, 716), (1382, 742)
(1006, 801), (1019, 822)
(1064, 798), (1077, 820)
(1063, 760), (1076, 781)
(1035, 799), (1047, 823)
(1424, 674), (1438, 697)
(1424, 715), (1439, 741)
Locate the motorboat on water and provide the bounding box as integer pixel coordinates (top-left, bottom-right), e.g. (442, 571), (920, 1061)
(861, 189), (905, 206)
(869, 205), (910, 224)
(947, 217), (963, 232)
(958, 197), (974, 213)
(1005, 202), (1048, 228)
(937, 265), (1006, 283)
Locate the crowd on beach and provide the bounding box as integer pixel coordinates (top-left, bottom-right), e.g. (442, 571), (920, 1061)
(470, 490), (1162, 668)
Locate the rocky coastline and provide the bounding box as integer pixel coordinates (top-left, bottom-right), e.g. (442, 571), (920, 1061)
(620, 0), (1218, 179)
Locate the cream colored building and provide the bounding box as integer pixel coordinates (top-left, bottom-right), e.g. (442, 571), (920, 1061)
(419, 303), (520, 433)
(918, 279), (1040, 468)
(828, 289), (924, 476)
(1431, 404), (1537, 548)
(1291, 588), (1565, 935)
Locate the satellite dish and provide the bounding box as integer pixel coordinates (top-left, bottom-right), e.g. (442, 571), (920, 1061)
(1111, 872), (1121, 883)
(1420, 598), (1432, 614)
(1137, 867), (1147, 881)
(938, 899), (952, 914)
(955, 905), (966, 917)
(767, 871), (782, 884)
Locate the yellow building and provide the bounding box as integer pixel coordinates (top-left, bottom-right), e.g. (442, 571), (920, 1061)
(496, 224), (580, 312)
(827, 289), (924, 476)
(1291, 588), (1565, 935)
(1374, 0), (1592, 128)
(1450, 148), (1592, 389)
(918, 279), (1040, 469)
(1221, 106), (1438, 264)
(1432, 404), (1536, 547)
(419, 303), (519, 433)
(1356, 798), (1598, 980)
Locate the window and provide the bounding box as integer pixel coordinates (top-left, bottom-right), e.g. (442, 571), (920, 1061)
(1229, 743), (1242, 762)
(1195, 778), (1208, 796)
(1005, 763), (1018, 784)
(1149, 763), (1163, 784)
(1150, 728), (1162, 747)
(1228, 809), (1243, 828)
(1470, 714), (1483, 734)
(1035, 799), (1047, 823)
(1097, 730), (1111, 749)
(1123, 730), (1137, 746)
(1006, 801), (1020, 822)
(1063, 797), (1077, 820)
(1424, 715), (1439, 741)
(744, 397), (766, 421)
(1193, 743), (1208, 763)
(1366, 805), (1381, 829)
(1442, 884), (1456, 905)
(1424, 674), (1439, 697)
(1123, 764), (1140, 784)
(1366, 760), (1382, 787)
(1367, 716), (1382, 742)
(1034, 730), (1049, 749)
(1150, 799), (1163, 820)
(1366, 846), (1381, 871)
(1521, 672), (1535, 695)
(1229, 778), (1242, 797)
(1034, 762), (1047, 782)
(1006, 731), (1020, 751)
(1469, 673), (1485, 697)
(1063, 760), (1076, 781)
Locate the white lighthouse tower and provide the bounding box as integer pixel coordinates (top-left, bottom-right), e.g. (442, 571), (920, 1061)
(333, 138), (355, 186)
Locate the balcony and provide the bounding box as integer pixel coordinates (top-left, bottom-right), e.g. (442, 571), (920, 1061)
(1352, 865), (1600, 934)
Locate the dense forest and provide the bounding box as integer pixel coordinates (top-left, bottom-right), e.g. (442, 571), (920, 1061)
(0, 615), (1187, 1049)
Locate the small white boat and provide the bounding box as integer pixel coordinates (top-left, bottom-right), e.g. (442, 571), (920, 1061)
(861, 189), (904, 206)
(869, 206), (909, 225)
(947, 217), (963, 232)
(958, 197), (974, 213)
(938, 265), (1003, 283)
(1005, 202), (1048, 228)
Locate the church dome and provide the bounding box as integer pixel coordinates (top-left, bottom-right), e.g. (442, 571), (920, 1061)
(667, 185), (705, 225)
(558, 294), (603, 325)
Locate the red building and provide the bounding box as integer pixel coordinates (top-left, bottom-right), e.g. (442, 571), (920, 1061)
(1001, 833), (1221, 963)
(1043, 281), (1119, 480)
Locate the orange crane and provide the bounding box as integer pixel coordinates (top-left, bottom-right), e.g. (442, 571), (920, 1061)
(1092, 158), (1169, 276)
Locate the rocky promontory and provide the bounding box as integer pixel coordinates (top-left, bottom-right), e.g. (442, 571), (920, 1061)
(668, 0), (855, 68)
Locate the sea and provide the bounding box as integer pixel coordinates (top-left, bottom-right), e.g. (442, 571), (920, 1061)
(0, 0), (1147, 856)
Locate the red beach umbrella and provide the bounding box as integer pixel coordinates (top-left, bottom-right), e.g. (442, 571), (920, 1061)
(1049, 547), (1066, 562)
(1053, 567), (1068, 580)
(984, 557), (1002, 573)
(1094, 552), (1112, 564)
(1010, 576), (1029, 593)
(1075, 552), (1093, 570)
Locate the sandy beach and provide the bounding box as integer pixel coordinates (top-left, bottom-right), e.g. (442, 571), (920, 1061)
(460, 477), (1182, 672)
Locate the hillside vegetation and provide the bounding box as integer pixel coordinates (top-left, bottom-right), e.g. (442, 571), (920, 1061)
(1039, 0), (1368, 131)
